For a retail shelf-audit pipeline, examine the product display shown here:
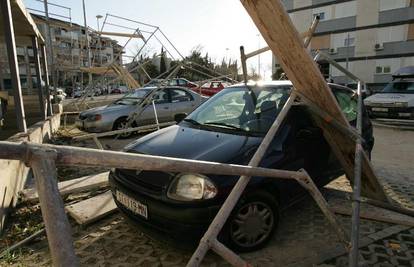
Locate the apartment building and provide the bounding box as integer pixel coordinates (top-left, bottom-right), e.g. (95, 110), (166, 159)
(273, 0), (414, 91)
(0, 13), (123, 95)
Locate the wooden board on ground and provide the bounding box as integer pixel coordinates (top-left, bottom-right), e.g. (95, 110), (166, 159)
(329, 196), (414, 227)
(240, 0), (387, 201)
(21, 172), (109, 203)
(65, 191), (117, 225)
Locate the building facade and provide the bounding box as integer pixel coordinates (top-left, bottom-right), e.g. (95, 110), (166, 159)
(273, 0), (414, 91)
(0, 13), (123, 95)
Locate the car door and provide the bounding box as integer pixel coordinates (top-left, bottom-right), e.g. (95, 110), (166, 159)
(168, 88), (196, 117)
(137, 88), (172, 125)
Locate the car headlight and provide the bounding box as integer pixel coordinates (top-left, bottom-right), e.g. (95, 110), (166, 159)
(86, 114), (102, 121)
(167, 173), (217, 201)
(394, 102), (408, 107)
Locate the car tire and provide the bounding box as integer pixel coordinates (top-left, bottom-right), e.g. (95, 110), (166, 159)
(113, 117), (134, 138)
(223, 190), (279, 253)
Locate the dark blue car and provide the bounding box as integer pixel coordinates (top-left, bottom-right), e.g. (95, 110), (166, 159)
(109, 81), (374, 252)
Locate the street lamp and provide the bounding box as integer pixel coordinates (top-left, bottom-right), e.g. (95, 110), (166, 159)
(96, 15), (103, 31)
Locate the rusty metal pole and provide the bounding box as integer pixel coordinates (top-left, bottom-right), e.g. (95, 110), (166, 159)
(349, 81), (364, 266)
(30, 147), (78, 266)
(187, 93), (297, 267)
(0, 0), (27, 132)
(40, 44), (53, 116)
(32, 36), (47, 120)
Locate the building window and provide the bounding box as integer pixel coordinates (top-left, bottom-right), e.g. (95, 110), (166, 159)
(344, 37), (355, 47)
(313, 12), (325, 20)
(376, 66), (391, 74)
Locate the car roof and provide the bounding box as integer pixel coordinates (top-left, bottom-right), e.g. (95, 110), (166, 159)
(227, 80), (354, 92)
(137, 86), (191, 91)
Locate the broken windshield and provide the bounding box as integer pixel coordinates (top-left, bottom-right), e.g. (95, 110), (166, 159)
(186, 85), (291, 135)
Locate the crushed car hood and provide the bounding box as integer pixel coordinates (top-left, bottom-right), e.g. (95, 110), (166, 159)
(364, 93), (414, 106)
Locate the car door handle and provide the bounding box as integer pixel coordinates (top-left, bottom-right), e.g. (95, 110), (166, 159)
(163, 107), (169, 109)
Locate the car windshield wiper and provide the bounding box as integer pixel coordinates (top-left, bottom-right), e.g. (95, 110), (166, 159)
(204, 122), (245, 131)
(183, 118), (202, 126)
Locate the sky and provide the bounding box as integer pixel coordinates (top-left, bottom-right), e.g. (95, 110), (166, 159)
(24, 0), (274, 79)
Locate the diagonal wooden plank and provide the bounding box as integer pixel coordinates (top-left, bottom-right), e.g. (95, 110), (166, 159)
(21, 172), (109, 203)
(240, 0), (387, 201)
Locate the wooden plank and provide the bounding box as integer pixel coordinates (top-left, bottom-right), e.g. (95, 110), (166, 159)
(240, 0), (387, 201)
(30, 148), (78, 266)
(21, 172), (109, 203)
(65, 191), (117, 225)
(329, 197), (414, 227)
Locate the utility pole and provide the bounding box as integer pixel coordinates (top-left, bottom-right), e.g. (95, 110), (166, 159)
(43, 0), (57, 96)
(82, 0), (92, 85)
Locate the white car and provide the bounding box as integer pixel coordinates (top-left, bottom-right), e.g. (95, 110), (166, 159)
(364, 67), (414, 119)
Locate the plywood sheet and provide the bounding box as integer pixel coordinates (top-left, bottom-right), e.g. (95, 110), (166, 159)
(21, 172), (109, 203)
(240, 0), (387, 201)
(65, 191), (117, 225)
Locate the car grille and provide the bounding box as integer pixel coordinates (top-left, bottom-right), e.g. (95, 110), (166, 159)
(370, 103), (401, 108)
(114, 169), (172, 196)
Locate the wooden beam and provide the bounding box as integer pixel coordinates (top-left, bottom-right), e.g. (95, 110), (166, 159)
(240, 0), (387, 201)
(30, 147), (78, 266)
(1, 0), (27, 132)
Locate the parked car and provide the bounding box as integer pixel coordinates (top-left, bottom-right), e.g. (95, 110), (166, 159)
(195, 81), (230, 97)
(364, 66), (414, 119)
(73, 90), (83, 98)
(168, 78), (198, 89)
(109, 81), (374, 252)
(143, 79), (164, 88)
(76, 86), (207, 134)
(110, 88), (122, 94)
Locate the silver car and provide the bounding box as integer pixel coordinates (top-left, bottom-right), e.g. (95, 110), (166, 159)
(76, 86), (207, 133)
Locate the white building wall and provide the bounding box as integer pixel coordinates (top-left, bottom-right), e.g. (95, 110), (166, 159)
(334, 1), (357, 19)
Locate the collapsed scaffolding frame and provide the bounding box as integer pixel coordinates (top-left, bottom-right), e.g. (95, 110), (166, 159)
(2, 1), (410, 267)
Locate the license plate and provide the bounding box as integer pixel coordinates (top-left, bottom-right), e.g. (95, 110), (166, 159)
(116, 191), (148, 219)
(372, 107), (388, 112)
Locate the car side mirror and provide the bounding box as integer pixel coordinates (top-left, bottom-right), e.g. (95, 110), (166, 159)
(174, 113), (187, 123)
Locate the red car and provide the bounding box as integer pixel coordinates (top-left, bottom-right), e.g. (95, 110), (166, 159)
(195, 81), (230, 97)
(168, 78), (198, 89)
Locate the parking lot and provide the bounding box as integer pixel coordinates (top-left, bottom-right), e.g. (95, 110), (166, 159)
(2, 124), (412, 267)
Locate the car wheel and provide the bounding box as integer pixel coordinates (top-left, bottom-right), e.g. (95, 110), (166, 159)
(113, 117), (134, 138)
(226, 190), (279, 252)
